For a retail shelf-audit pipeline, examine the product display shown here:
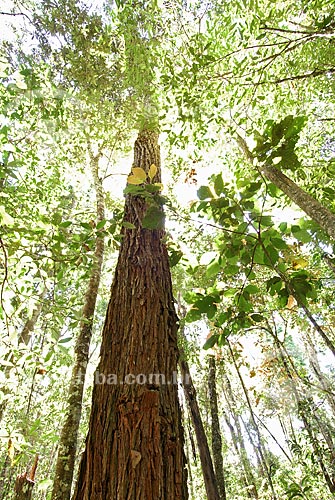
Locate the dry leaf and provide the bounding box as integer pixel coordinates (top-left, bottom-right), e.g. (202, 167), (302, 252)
(287, 295), (297, 310)
(130, 450), (141, 468)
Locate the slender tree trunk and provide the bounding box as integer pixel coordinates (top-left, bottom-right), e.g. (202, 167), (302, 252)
(236, 133), (335, 241)
(207, 356), (226, 500)
(179, 352), (220, 500)
(0, 288), (47, 423)
(222, 376), (259, 499)
(72, 130), (187, 500)
(227, 341), (277, 500)
(302, 329), (335, 418)
(270, 328), (335, 495)
(261, 243), (335, 358)
(13, 455), (38, 500)
(51, 148), (105, 500)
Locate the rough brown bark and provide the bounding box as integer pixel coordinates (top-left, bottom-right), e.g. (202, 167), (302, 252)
(207, 356), (226, 500)
(72, 130), (187, 500)
(179, 352), (220, 500)
(51, 147), (105, 500)
(236, 133), (335, 241)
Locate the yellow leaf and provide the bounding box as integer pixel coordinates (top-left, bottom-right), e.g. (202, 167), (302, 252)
(127, 175), (144, 185)
(131, 167), (147, 181)
(250, 369), (256, 378)
(8, 438), (14, 464)
(127, 167), (147, 185)
(292, 257), (308, 270)
(148, 164), (158, 180)
(287, 295), (297, 310)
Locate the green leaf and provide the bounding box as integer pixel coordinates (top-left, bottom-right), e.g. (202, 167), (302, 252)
(203, 334), (219, 350)
(185, 308), (202, 323)
(244, 284), (259, 294)
(80, 222), (92, 230)
(122, 221), (136, 229)
(271, 237), (288, 249)
(214, 173), (224, 195)
(96, 219), (107, 229)
(206, 260), (220, 277)
(197, 185), (214, 200)
(142, 206), (165, 229)
(251, 313), (264, 322)
(58, 337), (72, 344)
(291, 226), (312, 243)
(169, 249), (183, 267)
(59, 220), (72, 228)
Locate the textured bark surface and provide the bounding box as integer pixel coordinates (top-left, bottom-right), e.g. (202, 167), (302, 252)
(236, 133), (335, 241)
(208, 356), (226, 500)
(51, 149), (105, 500)
(179, 352), (220, 500)
(72, 130), (187, 500)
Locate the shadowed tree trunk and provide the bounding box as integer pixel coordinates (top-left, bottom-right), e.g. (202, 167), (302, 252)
(236, 133), (335, 241)
(72, 130), (187, 500)
(207, 356), (226, 500)
(51, 146), (105, 500)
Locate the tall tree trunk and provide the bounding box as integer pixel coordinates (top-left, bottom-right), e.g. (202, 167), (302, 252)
(72, 130), (187, 500)
(179, 351), (220, 500)
(236, 133), (335, 241)
(207, 356), (227, 500)
(51, 148), (105, 500)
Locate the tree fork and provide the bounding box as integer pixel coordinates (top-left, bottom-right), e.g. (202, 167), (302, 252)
(72, 130), (188, 500)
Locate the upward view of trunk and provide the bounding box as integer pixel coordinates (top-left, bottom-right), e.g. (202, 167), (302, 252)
(207, 356), (226, 500)
(51, 148), (105, 500)
(72, 130), (187, 500)
(236, 133), (335, 241)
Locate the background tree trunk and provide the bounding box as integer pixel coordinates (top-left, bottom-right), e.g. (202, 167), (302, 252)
(236, 133), (335, 241)
(51, 147), (105, 500)
(72, 130), (187, 500)
(179, 351), (220, 500)
(207, 356), (227, 500)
